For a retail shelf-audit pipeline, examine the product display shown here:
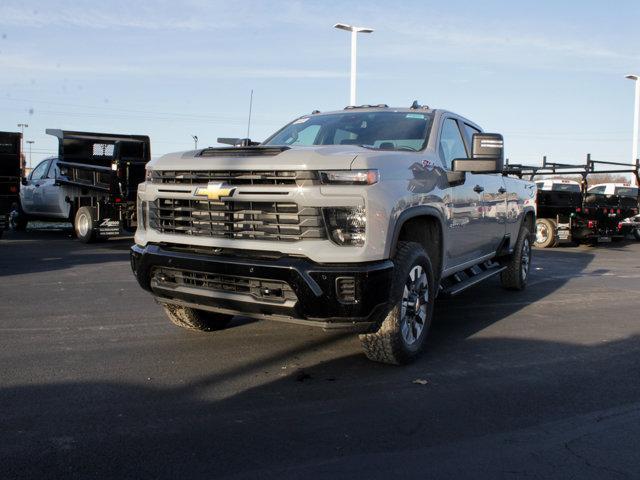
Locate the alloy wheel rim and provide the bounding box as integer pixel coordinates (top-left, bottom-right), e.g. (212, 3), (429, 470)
(78, 214), (90, 236)
(400, 265), (429, 346)
(535, 223), (548, 244)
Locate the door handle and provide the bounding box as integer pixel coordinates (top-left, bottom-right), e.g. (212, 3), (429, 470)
(498, 187), (507, 194)
(34, 183), (41, 188)
(473, 185), (484, 193)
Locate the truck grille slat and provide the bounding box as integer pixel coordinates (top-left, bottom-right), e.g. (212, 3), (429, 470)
(151, 170), (319, 186)
(149, 198), (326, 241)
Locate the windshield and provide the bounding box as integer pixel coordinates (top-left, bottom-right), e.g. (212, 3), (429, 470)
(263, 111), (434, 151)
(615, 187), (639, 197)
(551, 183), (581, 193)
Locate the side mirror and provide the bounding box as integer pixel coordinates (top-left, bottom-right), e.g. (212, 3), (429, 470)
(21, 177), (28, 186)
(452, 133), (504, 173)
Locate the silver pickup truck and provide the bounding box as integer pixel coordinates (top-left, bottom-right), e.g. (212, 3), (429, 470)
(131, 105), (536, 364)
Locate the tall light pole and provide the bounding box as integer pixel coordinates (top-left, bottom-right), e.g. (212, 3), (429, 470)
(626, 74), (640, 166)
(334, 23), (374, 106)
(191, 135), (198, 149)
(17, 123), (28, 158)
(26, 140), (34, 169)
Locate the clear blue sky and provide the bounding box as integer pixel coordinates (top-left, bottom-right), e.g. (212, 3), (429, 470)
(1, 0), (639, 168)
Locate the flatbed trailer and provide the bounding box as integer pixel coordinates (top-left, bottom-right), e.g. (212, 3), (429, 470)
(0, 131), (22, 238)
(504, 156), (640, 247)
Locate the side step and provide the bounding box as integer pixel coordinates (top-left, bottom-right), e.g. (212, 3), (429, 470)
(440, 261), (506, 297)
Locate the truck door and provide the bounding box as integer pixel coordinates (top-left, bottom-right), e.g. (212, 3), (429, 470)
(439, 117), (488, 265)
(40, 160), (69, 217)
(460, 122), (507, 253)
(21, 158), (51, 214)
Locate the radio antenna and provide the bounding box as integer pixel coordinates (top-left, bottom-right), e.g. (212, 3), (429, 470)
(247, 89), (254, 139)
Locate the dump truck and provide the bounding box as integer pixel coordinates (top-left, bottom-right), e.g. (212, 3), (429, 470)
(15, 130), (150, 242)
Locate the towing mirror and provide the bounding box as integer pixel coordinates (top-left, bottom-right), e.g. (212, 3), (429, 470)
(452, 133), (504, 173)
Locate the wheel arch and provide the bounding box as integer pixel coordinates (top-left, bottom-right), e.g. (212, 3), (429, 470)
(390, 207), (445, 282)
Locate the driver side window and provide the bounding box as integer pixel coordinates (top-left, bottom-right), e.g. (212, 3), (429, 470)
(439, 118), (467, 170)
(29, 159), (50, 181)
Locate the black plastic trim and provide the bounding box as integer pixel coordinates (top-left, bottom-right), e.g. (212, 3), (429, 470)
(131, 244), (393, 325)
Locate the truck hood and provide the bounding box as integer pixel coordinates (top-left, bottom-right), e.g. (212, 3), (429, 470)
(148, 145), (364, 171)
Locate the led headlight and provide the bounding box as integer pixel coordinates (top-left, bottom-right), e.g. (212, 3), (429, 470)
(320, 170), (379, 185)
(323, 206), (366, 246)
(137, 195), (148, 230)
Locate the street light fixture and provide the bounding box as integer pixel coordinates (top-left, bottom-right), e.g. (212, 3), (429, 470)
(191, 135), (198, 150)
(625, 74), (640, 166)
(334, 23), (374, 106)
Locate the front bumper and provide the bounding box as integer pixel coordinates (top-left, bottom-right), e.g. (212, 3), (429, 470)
(130, 244), (393, 330)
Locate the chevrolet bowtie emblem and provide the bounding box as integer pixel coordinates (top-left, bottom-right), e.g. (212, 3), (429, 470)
(195, 182), (236, 201)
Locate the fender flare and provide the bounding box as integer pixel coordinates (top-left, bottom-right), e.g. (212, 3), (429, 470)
(388, 206), (447, 277)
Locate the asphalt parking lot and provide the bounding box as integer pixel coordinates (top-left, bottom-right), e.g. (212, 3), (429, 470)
(2, 227), (640, 479)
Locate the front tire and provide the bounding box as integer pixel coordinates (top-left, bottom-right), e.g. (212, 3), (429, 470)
(534, 218), (557, 248)
(163, 304), (233, 332)
(359, 241), (436, 365)
(634, 228), (640, 241)
(74, 206), (97, 243)
(501, 226), (532, 291)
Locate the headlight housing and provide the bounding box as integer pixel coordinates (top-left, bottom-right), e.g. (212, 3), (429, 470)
(145, 168), (153, 182)
(320, 170), (379, 185)
(323, 206), (366, 246)
(137, 194), (148, 230)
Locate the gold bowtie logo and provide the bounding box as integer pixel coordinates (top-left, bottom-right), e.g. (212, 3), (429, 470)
(195, 182), (236, 201)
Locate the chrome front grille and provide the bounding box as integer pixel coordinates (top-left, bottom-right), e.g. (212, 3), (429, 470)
(151, 170), (319, 186)
(149, 198), (326, 241)
(152, 267), (297, 303)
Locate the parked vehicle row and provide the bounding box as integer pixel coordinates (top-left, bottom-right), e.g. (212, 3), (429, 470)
(3, 107), (639, 366)
(504, 157), (640, 247)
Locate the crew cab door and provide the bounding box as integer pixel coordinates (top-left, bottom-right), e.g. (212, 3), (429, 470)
(40, 160), (69, 217)
(439, 117), (489, 264)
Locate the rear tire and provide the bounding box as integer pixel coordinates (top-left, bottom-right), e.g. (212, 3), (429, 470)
(634, 228), (640, 241)
(10, 207), (28, 231)
(163, 304), (233, 332)
(534, 218), (557, 248)
(359, 241), (436, 365)
(501, 226), (532, 291)
(74, 207), (97, 243)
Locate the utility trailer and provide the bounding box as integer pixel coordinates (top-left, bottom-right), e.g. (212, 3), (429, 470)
(0, 132), (22, 238)
(505, 156), (640, 247)
(16, 130), (150, 242)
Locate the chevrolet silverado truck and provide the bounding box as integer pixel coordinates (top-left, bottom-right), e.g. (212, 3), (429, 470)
(131, 105), (536, 364)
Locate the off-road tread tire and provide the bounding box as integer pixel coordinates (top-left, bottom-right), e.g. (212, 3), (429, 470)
(534, 218), (557, 248)
(501, 226), (531, 291)
(163, 304), (233, 332)
(359, 241), (435, 365)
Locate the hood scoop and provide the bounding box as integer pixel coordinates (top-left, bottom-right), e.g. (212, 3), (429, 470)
(199, 146), (290, 157)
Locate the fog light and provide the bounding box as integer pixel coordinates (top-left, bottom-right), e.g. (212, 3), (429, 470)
(323, 206), (366, 246)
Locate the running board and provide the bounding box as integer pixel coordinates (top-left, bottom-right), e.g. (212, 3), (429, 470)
(440, 261), (506, 297)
